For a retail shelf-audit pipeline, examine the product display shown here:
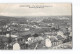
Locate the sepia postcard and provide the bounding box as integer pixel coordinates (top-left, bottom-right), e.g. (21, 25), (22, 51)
(0, 3), (72, 50)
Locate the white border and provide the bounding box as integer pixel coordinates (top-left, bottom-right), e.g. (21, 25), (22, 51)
(0, 0), (80, 54)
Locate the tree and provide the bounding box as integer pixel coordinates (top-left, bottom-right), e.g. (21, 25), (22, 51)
(33, 33), (39, 37)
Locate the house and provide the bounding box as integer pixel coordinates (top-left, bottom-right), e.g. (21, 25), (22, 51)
(52, 40), (63, 46)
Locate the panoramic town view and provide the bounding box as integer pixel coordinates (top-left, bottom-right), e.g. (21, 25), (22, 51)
(0, 16), (72, 50)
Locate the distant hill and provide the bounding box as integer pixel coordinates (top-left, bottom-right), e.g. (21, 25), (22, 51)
(0, 16), (72, 26)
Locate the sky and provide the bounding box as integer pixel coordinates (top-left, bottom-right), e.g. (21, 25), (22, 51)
(0, 3), (72, 16)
